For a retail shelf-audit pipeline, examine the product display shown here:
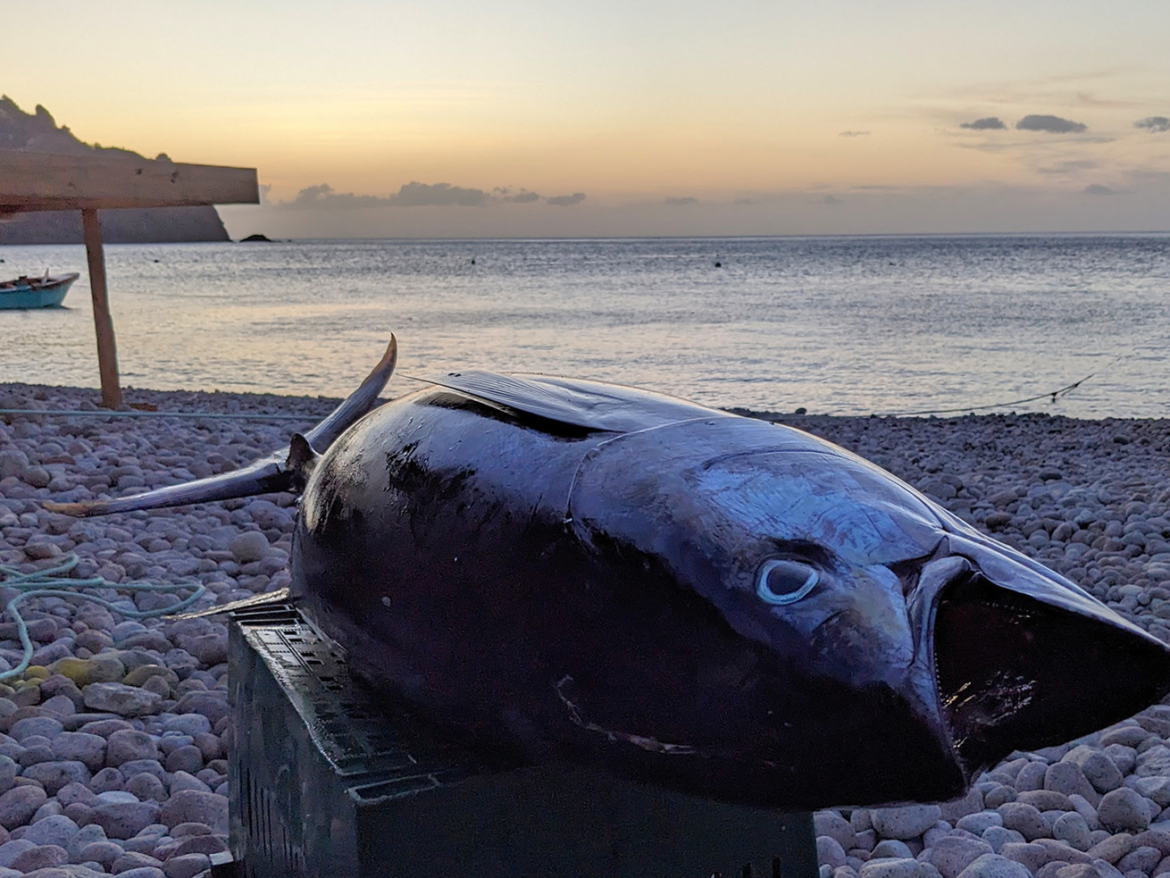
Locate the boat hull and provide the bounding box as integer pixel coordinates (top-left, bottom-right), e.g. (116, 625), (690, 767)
(0, 273), (79, 310)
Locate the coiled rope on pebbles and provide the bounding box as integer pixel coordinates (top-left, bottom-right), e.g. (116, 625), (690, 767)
(0, 552), (207, 682)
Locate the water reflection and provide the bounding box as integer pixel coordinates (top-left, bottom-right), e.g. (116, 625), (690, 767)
(0, 236), (1167, 418)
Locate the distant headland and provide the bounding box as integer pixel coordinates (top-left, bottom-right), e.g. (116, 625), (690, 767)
(0, 97), (230, 245)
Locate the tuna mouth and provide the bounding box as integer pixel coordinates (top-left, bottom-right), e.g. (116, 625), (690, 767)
(933, 571), (1170, 776)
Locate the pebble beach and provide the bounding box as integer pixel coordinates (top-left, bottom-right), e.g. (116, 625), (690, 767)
(0, 382), (1169, 878)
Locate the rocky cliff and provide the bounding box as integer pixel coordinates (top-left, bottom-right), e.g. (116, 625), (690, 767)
(0, 97), (230, 244)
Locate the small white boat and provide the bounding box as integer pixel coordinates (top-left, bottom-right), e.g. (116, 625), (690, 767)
(0, 272), (80, 310)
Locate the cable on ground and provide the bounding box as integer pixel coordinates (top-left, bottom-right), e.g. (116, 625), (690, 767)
(875, 353), (1133, 418)
(0, 552), (207, 682)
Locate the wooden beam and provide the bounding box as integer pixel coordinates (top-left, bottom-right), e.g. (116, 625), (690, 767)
(0, 152), (258, 212)
(82, 208), (122, 409)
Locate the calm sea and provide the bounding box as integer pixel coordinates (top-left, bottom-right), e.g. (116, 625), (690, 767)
(1, 235), (1168, 419)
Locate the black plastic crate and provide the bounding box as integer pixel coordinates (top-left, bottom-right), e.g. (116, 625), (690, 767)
(228, 604), (816, 878)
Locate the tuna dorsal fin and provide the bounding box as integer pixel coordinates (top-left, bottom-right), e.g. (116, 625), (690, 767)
(415, 371), (726, 433)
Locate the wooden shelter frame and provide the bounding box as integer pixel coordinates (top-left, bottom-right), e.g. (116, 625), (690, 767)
(0, 152), (259, 407)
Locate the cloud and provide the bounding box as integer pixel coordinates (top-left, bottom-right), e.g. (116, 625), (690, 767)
(1016, 115), (1088, 134)
(664, 196), (698, 206)
(937, 69), (1128, 108)
(292, 184), (339, 205)
(1036, 159), (1099, 175)
(955, 134), (1114, 153)
(494, 186), (541, 203)
(387, 181), (491, 207)
(822, 195), (842, 205)
(960, 117), (1007, 130)
(1126, 167), (1170, 185)
(1075, 92), (1139, 109)
(1083, 183), (1122, 196)
(547, 193), (586, 207)
(281, 181), (565, 209)
(953, 141), (1015, 153)
(287, 183), (419, 208)
(1135, 116), (1170, 133)
(224, 175), (1170, 240)
(839, 130), (870, 138)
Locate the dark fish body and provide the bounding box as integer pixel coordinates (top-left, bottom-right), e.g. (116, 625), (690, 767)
(47, 342), (1170, 810)
(291, 388), (952, 807)
(289, 374), (1170, 809)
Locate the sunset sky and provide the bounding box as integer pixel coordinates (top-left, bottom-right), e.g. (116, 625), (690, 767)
(6, 0), (1170, 237)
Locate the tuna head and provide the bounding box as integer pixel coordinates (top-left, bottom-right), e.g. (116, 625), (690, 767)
(567, 416), (1170, 804)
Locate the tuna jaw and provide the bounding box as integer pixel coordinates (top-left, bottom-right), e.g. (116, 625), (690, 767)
(932, 572), (1170, 776)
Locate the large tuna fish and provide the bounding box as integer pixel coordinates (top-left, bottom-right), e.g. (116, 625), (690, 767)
(47, 338), (1170, 810)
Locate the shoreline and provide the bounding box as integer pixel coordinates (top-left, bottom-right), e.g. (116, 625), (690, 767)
(5, 379), (1170, 422)
(1, 382), (1170, 877)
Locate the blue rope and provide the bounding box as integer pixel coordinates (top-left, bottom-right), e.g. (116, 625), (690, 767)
(0, 553), (207, 682)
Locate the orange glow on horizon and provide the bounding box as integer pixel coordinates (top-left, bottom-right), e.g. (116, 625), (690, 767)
(3, 0), (1168, 235)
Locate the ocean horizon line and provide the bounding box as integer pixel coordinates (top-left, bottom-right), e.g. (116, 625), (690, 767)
(7, 229), (1170, 248)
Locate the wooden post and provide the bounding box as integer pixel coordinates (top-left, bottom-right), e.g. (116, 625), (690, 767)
(81, 208), (122, 409)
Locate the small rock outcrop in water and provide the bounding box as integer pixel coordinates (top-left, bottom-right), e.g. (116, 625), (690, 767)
(0, 96), (230, 244)
(238, 233), (274, 243)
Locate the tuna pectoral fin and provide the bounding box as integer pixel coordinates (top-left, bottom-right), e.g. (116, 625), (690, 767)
(43, 338), (397, 518)
(44, 458), (292, 517)
(164, 587), (292, 621)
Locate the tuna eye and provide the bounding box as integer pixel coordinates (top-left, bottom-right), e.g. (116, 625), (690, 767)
(757, 560), (819, 605)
